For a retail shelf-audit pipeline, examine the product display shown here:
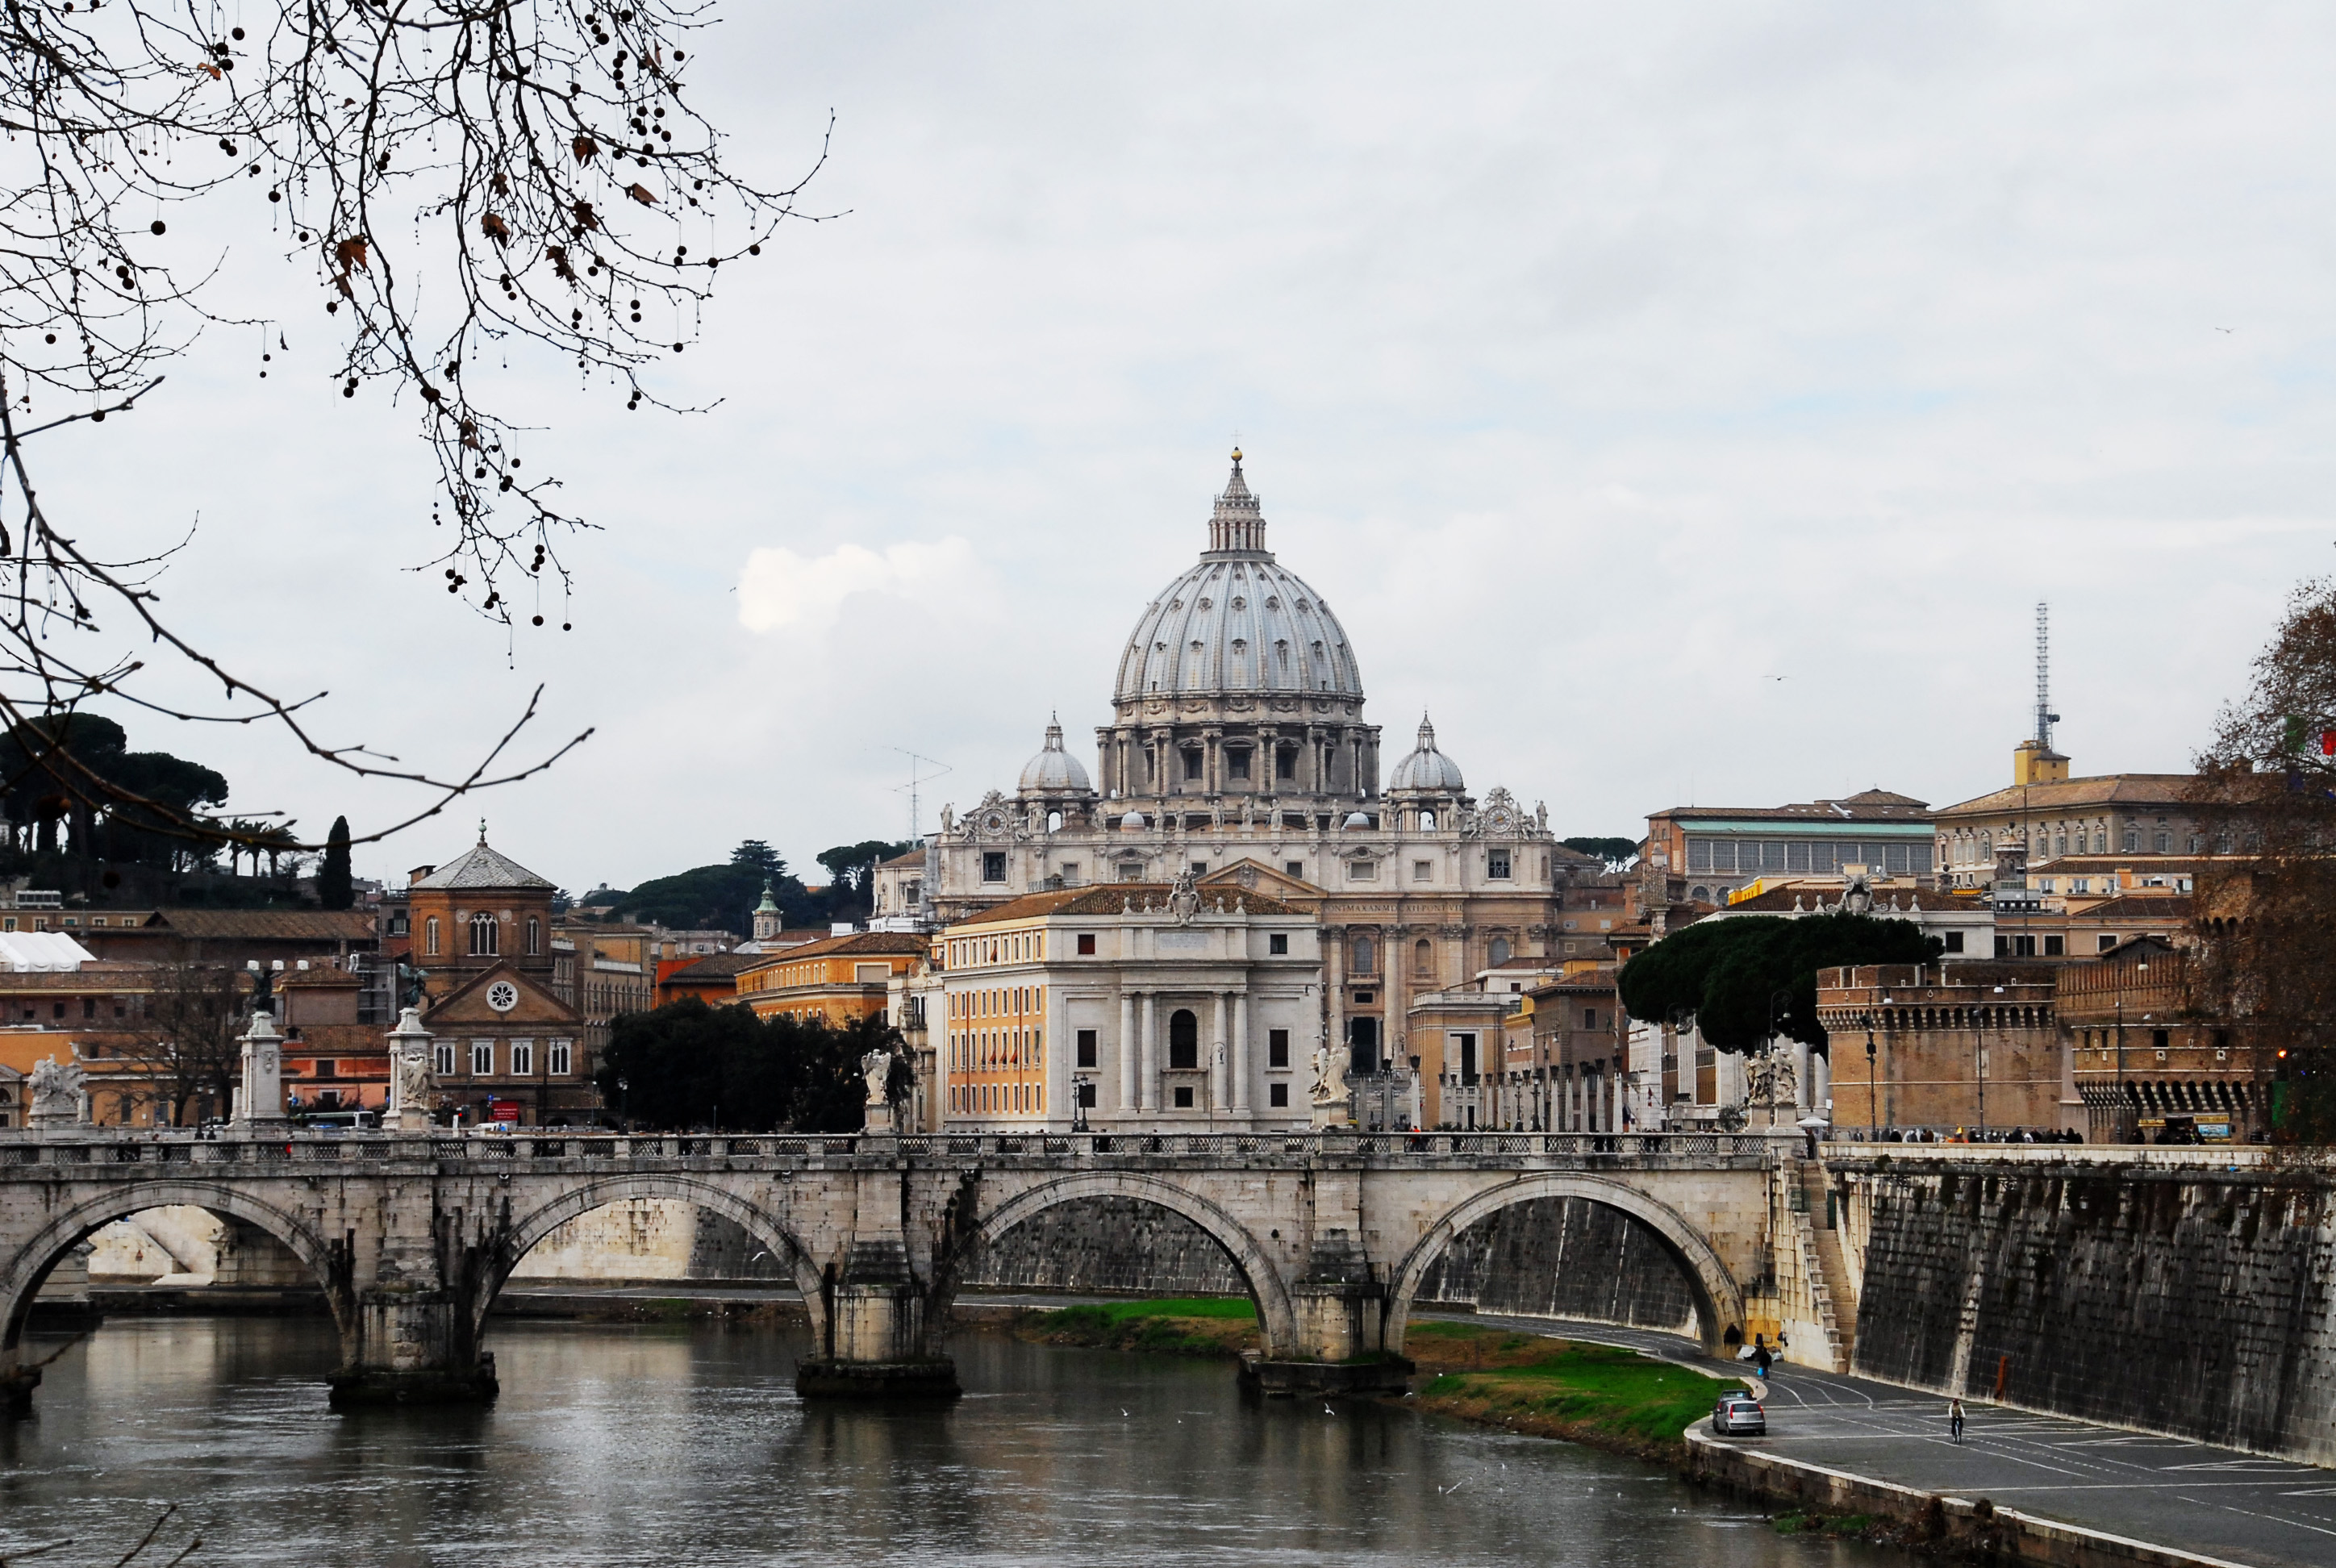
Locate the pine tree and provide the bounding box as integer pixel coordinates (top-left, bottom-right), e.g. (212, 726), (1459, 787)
(318, 815), (354, 910)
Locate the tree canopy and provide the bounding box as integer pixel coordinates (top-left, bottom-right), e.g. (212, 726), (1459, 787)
(1616, 911), (1942, 1054)
(595, 999), (897, 1132)
(1562, 836), (1639, 865)
(0, 713), (231, 867)
(596, 840), (821, 934)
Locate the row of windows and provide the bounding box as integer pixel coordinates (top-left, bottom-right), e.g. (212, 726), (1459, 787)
(1946, 828), (2195, 862)
(420, 912), (542, 958)
(949, 930), (1047, 965)
(950, 1028), (1042, 1071)
(429, 1037), (574, 1078)
(953, 1082), (1046, 1114)
(951, 985), (1040, 1020)
(1686, 838), (1932, 877)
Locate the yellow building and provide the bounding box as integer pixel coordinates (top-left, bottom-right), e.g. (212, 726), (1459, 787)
(735, 932), (929, 1026)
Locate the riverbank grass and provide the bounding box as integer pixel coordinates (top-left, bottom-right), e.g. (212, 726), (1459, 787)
(1017, 1298), (1260, 1357)
(1404, 1322), (1733, 1460)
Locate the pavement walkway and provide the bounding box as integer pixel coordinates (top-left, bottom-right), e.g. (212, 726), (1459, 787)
(1428, 1309), (2336, 1568)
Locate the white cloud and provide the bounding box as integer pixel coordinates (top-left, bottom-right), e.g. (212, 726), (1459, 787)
(736, 537), (980, 636)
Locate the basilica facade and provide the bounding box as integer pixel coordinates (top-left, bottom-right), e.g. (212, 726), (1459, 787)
(877, 454), (1602, 1128)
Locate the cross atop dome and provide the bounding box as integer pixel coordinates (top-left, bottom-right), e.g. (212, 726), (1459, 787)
(1208, 447), (1268, 557)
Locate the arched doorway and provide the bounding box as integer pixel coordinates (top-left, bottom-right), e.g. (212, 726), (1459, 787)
(1168, 1009), (1199, 1070)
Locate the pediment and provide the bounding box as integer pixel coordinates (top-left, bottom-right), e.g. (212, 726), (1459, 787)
(424, 961), (579, 1027)
(1199, 857), (1320, 897)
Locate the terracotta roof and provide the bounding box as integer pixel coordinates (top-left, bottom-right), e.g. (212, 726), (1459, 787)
(410, 839), (556, 891)
(667, 953), (761, 981)
(275, 967), (363, 988)
(282, 1023), (390, 1057)
(1934, 774), (2199, 819)
(138, 909), (377, 942)
(738, 932), (928, 969)
(951, 883), (1304, 927)
(880, 848), (927, 868)
(2075, 895), (2194, 920)
(1651, 791), (1931, 824)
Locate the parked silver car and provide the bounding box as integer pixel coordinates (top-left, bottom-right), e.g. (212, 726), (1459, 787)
(1711, 1392), (1767, 1436)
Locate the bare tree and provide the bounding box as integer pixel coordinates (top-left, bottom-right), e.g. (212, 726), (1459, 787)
(112, 957), (245, 1125)
(2188, 577), (2336, 1145)
(0, 0), (826, 856)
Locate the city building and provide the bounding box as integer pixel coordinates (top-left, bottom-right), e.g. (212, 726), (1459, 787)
(734, 932), (928, 1026)
(405, 833), (590, 1127)
(931, 879), (1320, 1131)
(2057, 942), (2259, 1141)
(1932, 744), (2207, 894)
(1817, 963), (2074, 1136)
(655, 952), (760, 1008)
(1640, 789), (1936, 909)
(874, 452), (1599, 1120)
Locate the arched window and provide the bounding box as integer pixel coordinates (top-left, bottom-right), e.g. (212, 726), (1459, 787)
(526, 915), (541, 956)
(1351, 936), (1375, 974)
(1420, 809), (1437, 832)
(1169, 1008), (1199, 1070)
(1488, 936), (1512, 966)
(424, 916), (440, 956)
(469, 911), (498, 957)
(1413, 938), (1433, 978)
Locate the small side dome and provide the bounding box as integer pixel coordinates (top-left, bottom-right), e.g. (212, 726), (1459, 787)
(1017, 715), (1094, 795)
(1342, 811), (1371, 828)
(1121, 811), (1149, 832)
(1388, 714), (1465, 793)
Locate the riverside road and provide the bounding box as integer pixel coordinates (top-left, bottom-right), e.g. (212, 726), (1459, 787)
(1437, 1308), (2334, 1568)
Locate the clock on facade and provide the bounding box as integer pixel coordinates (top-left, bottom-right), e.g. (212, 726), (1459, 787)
(486, 981), (519, 1013)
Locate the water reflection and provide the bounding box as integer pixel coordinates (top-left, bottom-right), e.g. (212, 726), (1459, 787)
(2, 1319), (1886, 1566)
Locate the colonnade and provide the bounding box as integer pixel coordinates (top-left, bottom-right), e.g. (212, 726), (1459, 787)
(1111, 989), (1254, 1114)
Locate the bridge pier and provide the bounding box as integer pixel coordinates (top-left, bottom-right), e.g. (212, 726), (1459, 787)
(799, 1161), (959, 1400)
(2, 1353), (36, 1417)
(327, 1286), (499, 1407)
(1243, 1228), (1412, 1395)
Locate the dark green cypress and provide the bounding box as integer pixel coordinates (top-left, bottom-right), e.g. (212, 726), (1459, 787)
(318, 815), (354, 909)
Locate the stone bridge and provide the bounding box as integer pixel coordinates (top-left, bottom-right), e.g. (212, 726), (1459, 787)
(0, 1128), (1777, 1408)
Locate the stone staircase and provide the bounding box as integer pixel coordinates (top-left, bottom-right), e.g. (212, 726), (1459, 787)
(1800, 1161), (1859, 1371)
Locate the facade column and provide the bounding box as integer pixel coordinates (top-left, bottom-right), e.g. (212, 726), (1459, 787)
(1811, 1050), (1832, 1117)
(1141, 991), (1159, 1111)
(1233, 989), (1251, 1111)
(1210, 991), (1228, 1109)
(1325, 928), (1347, 1078)
(1118, 989), (1136, 1112)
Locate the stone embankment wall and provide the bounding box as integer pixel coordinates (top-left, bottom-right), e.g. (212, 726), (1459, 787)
(962, 1196), (1246, 1295)
(1413, 1195), (1700, 1335)
(510, 1200), (787, 1281)
(1846, 1158), (2336, 1463)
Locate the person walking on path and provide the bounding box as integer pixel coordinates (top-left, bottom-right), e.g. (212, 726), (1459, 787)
(1949, 1398), (1966, 1441)
(1754, 1338), (1774, 1381)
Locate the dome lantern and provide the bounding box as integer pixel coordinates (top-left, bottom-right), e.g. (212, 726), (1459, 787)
(1388, 713), (1465, 794)
(1016, 714), (1095, 797)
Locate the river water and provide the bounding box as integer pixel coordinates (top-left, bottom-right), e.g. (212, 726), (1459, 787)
(2, 1318), (1888, 1566)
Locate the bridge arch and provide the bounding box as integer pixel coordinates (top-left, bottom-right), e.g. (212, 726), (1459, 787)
(1, 1182), (350, 1360)
(1386, 1174), (1745, 1355)
(483, 1174), (828, 1345)
(937, 1173), (1299, 1357)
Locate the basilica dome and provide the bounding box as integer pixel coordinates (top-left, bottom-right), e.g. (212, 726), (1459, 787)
(1388, 715), (1465, 793)
(1111, 454), (1364, 706)
(1017, 717), (1094, 795)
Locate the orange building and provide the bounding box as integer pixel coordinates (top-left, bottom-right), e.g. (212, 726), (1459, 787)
(735, 933), (928, 1026)
(656, 952), (759, 1008)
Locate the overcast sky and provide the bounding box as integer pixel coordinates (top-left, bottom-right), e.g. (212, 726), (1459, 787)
(36, 2), (2336, 895)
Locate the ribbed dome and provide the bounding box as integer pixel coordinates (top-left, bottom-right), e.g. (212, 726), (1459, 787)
(1388, 715), (1465, 793)
(1112, 455), (1364, 705)
(1017, 716), (1094, 794)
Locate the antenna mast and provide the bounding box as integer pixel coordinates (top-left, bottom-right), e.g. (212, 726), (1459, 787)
(891, 749), (953, 839)
(2034, 602), (2060, 749)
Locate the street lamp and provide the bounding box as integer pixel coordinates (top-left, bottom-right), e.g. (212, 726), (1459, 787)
(617, 1075), (629, 1133)
(1071, 1076), (1091, 1132)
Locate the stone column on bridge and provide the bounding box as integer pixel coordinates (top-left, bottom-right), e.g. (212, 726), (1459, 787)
(232, 1009), (288, 1130)
(1118, 990), (1137, 1113)
(386, 1007), (436, 1133)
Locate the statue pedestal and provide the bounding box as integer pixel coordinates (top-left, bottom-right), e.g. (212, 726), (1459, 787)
(1311, 1099), (1354, 1130)
(234, 1010), (289, 1130)
(862, 1102), (895, 1135)
(385, 1006), (437, 1134)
